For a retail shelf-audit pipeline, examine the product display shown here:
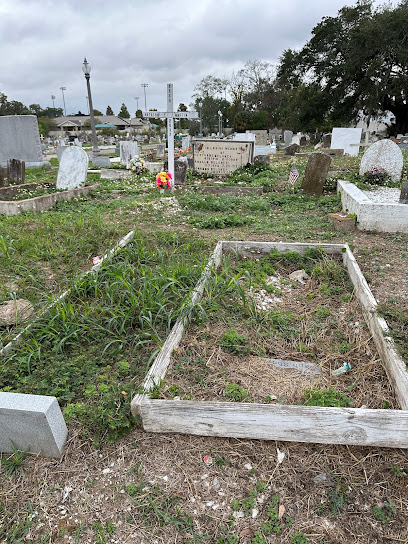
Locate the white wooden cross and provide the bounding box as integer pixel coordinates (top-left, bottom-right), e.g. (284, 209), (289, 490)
(143, 83), (199, 188)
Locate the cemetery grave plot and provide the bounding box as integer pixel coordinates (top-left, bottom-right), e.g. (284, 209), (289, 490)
(132, 241), (408, 448)
(0, 231), (210, 446)
(0, 180), (100, 215)
(0, 182), (65, 200)
(165, 249), (394, 409)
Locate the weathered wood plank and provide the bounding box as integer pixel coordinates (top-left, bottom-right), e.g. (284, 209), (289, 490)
(342, 247), (408, 410)
(133, 241), (223, 401)
(222, 240), (345, 256)
(138, 400), (408, 448)
(0, 229), (135, 357)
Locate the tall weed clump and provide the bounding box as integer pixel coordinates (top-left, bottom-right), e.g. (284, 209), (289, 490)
(0, 231), (208, 446)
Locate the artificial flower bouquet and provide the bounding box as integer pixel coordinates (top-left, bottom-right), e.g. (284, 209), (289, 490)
(127, 156), (147, 175)
(156, 171), (172, 191)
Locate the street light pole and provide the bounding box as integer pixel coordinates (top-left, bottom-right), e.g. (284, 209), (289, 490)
(82, 57), (100, 157)
(134, 96), (140, 111)
(198, 101), (203, 138)
(51, 95), (55, 108)
(60, 87), (67, 116)
(141, 84), (148, 111)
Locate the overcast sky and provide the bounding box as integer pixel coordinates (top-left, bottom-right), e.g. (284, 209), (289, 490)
(0, 0), (395, 117)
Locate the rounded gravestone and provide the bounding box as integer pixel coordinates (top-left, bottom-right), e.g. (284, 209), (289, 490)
(56, 146), (89, 190)
(360, 139), (403, 183)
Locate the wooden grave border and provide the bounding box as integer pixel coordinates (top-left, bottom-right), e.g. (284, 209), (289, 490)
(0, 229), (135, 356)
(131, 241), (408, 448)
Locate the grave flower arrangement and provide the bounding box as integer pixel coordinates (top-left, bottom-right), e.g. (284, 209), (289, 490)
(127, 156), (147, 175)
(156, 171), (172, 190)
(364, 165), (390, 186)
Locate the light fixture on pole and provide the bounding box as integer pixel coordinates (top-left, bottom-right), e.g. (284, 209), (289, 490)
(82, 57), (100, 157)
(60, 87), (67, 116)
(134, 96), (140, 111)
(198, 101), (203, 137)
(141, 83), (148, 111)
(51, 95), (55, 108)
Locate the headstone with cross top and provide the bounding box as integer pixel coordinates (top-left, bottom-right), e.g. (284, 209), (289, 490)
(143, 84), (199, 188)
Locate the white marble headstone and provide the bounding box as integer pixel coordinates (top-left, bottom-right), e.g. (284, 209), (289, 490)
(181, 136), (191, 150)
(292, 135), (300, 146)
(120, 141), (139, 165)
(331, 128), (362, 156)
(232, 133), (255, 142)
(56, 146), (89, 190)
(359, 139), (403, 182)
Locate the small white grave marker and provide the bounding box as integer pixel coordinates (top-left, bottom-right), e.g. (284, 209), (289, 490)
(143, 84), (198, 188)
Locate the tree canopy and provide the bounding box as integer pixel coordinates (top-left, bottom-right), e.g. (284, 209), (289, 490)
(118, 103), (130, 118)
(277, 0), (408, 134)
(106, 105), (114, 115)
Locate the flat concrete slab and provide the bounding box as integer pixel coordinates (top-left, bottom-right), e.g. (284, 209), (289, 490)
(0, 392), (67, 458)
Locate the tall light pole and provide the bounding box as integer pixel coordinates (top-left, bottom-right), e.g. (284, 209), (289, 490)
(141, 83), (148, 111)
(134, 96), (140, 111)
(198, 101), (203, 137)
(60, 87), (67, 116)
(82, 57), (100, 157)
(51, 95), (55, 108)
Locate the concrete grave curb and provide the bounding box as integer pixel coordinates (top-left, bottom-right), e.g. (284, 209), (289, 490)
(338, 180), (408, 233)
(0, 181), (100, 216)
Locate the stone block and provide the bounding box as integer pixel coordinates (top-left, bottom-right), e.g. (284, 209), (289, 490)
(120, 141), (139, 166)
(92, 156), (111, 168)
(322, 133), (332, 148)
(285, 143), (300, 156)
(284, 130), (293, 147)
(99, 169), (131, 180)
(328, 213), (356, 232)
(0, 392), (68, 458)
(320, 148), (344, 157)
(301, 152), (332, 196)
(145, 162), (164, 174)
(254, 154), (271, 166)
(7, 158), (25, 183)
(174, 157), (187, 185)
(400, 182), (408, 204)
(0, 115), (42, 166)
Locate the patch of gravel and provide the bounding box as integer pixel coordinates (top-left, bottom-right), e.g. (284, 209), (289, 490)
(362, 187), (402, 203)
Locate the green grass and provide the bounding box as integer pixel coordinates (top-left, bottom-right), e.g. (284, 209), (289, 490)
(304, 388), (353, 408)
(0, 231), (209, 445)
(1, 444), (31, 476)
(377, 302), (408, 366)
